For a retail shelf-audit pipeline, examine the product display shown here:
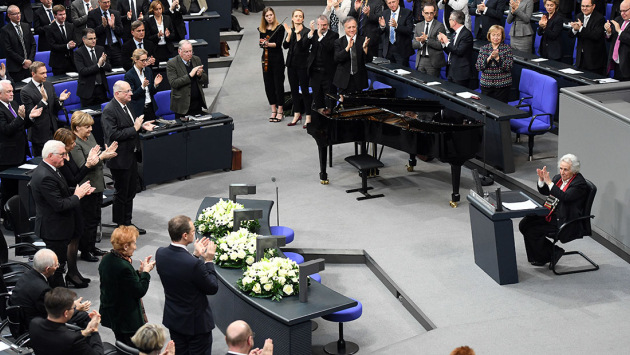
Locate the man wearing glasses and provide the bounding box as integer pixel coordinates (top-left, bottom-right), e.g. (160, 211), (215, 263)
(412, 2), (447, 77)
(30, 140), (95, 287)
(0, 6), (37, 81)
(75, 28), (112, 107)
(568, 0), (607, 75)
(605, 0), (630, 81)
(121, 21), (157, 71)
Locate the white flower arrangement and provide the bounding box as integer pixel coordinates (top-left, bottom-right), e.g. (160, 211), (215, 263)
(214, 228), (276, 269)
(237, 257), (301, 302)
(194, 199), (260, 238)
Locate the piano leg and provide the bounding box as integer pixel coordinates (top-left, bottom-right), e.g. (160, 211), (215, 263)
(407, 154), (417, 172)
(319, 144), (330, 184)
(450, 164), (462, 208)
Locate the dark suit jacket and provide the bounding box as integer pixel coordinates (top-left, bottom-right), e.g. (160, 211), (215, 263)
(87, 7), (124, 47)
(7, 0), (33, 24)
(538, 173), (588, 243)
(117, 0), (149, 41)
(145, 15), (176, 55)
(160, 0), (188, 40)
(46, 22), (76, 70)
(568, 11), (607, 70)
(0, 22), (37, 75)
(0, 101), (31, 165)
(71, 0), (100, 44)
(380, 7), (415, 59)
(125, 65), (159, 114)
(101, 98), (142, 170)
(30, 161), (80, 241)
(59, 152), (90, 240)
(121, 38), (156, 71)
(20, 81), (62, 145)
(333, 35), (369, 90)
(8, 269), (49, 329)
(166, 55), (208, 115)
(33, 7), (54, 51)
(307, 29), (339, 81)
(412, 19), (447, 70)
(283, 27), (310, 69)
(74, 45), (112, 99)
(607, 16), (630, 78)
(444, 26), (474, 81)
(469, 0), (506, 40)
(537, 13), (563, 60)
(30, 318), (104, 355)
(155, 245), (219, 335)
(98, 252), (151, 334)
(347, 0), (383, 48)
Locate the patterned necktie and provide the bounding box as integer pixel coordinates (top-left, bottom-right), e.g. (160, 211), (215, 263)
(358, 0), (365, 35)
(330, 9), (339, 33)
(390, 11), (396, 44)
(16, 25), (27, 59)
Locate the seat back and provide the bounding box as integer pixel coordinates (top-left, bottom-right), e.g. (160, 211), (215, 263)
(4, 196), (32, 243)
(582, 179), (597, 236)
(53, 80), (80, 123)
(606, 3), (612, 20)
(518, 69), (557, 124)
(34, 51), (52, 74)
(534, 33), (542, 56)
(115, 340), (140, 355)
(504, 20), (512, 45)
(34, 35), (39, 51)
(0, 229), (9, 266)
(185, 21), (190, 40)
(106, 74), (126, 99)
(154, 90), (175, 120)
(403, 0), (413, 11)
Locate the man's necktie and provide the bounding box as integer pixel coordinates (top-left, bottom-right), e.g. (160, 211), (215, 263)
(91, 49), (102, 85)
(47, 9), (54, 22)
(613, 20), (629, 62)
(330, 10), (338, 33)
(130, 0), (137, 21)
(8, 104), (17, 118)
(138, 42), (143, 49)
(389, 12), (396, 44)
(358, 0), (365, 35)
(16, 25), (27, 59)
(423, 22), (429, 55)
(86, 3), (90, 14)
(350, 42), (358, 75)
(60, 24), (67, 42)
(123, 105), (135, 125)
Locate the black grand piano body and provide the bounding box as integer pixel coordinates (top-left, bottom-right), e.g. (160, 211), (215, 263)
(306, 89), (484, 206)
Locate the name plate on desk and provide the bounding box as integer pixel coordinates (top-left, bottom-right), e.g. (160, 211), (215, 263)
(469, 190), (495, 213)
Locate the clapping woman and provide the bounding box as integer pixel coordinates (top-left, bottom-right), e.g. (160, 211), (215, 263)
(145, 1), (176, 63)
(537, 0), (563, 60)
(323, 0), (351, 36)
(259, 8), (286, 122)
(475, 25), (513, 102)
(506, 0), (534, 53)
(283, 9), (312, 128)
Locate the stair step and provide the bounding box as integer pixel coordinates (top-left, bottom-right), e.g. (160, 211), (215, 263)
(220, 30), (244, 42)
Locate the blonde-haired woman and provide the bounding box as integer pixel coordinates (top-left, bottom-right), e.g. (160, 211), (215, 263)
(131, 324), (175, 355)
(259, 7), (286, 122)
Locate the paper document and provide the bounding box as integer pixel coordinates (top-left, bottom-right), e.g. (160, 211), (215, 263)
(502, 200), (539, 210)
(391, 69), (411, 75)
(189, 39), (198, 44)
(426, 81), (441, 86)
(22, 77), (32, 84)
(111, 68), (125, 73)
(530, 58), (548, 62)
(559, 68), (583, 74)
(0, 343), (9, 351)
(18, 163), (38, 169)
(189, 115), (212, 121)
(81, 109), (98, 114)
(595, 78), (619, 83)
(66, 72), (79, 77)
(456, 92), (480, 99)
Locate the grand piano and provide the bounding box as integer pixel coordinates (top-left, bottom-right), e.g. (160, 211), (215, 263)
(306, 89), (484, 207)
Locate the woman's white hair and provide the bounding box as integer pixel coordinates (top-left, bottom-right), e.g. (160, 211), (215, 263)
(558, 153), (580, 174)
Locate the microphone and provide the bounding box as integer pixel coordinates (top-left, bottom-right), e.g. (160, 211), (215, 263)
(271, 177), (279, 226)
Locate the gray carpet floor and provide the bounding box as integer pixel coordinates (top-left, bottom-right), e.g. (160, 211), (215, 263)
(7, 6), (630, 355)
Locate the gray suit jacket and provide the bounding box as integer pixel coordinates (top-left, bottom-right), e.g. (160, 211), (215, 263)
(166, 55), (208, 115)
(506, 0), (533, 37)
(71, 0), (100, 44)
(412, 20), (447, 70)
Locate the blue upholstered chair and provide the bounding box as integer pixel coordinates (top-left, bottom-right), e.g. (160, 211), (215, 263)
(34, 51), (52, 74)
(283, 252), (304, 264)
(106, 74), (125, 99)
(321, 298), (363, 355)
(154, 90), (176, 120)
(270, 226), (294, 244)
(403, 0), (413, 11)
(185, 21), (190, 40)
(0, 59), (5, 70)
(606, 3), (612, 20)
(310, 273), (321, 283)
(408, 49), (417, 70)
(534, 33), (542, 56)
(34, 34), (39, 51)
(504, 20), (512, 45)
(372, 81), (391, 90)
(508, 69), (557, 161)
(53, 80), (80, 124)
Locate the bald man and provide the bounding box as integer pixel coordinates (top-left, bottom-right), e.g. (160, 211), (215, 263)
(225, 321), (273, 355)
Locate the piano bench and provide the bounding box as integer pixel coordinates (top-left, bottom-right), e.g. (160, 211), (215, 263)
(344, 154), (385, 201)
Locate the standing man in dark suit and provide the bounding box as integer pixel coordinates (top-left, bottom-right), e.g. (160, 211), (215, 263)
(71, 0), (99, 44)
(46, 5), (78, 76)
(166, 40), (208, 118)
(156, 215), (219, 355)
(34, 0), (56, 52)
(469, 0), (506, 40)
(307, 15), (339, 112)
(0, 6), (37, 81)
(101, 81), (155, 233)
(379, 0), (414, 66)
(412, 2), (447, 77)
(334, 17), (370, 94)
(29, 288), (104, 355)
(30, 140), (94, 286)
(20, 62), (71, 157)
(117, 0), (149, 42)
(605, 0), (630, 81)
(438, 10), (474, 88)
(87, 0), (124, 68)
(6, 0), (34, 25)
(160, 0), (188, 42)
(75, 28), (112, 107)
(348, 0), (382, 61)
(121, 21), (157, 71)
(0, 80), (38, 226)
(568, 0), (607, 75)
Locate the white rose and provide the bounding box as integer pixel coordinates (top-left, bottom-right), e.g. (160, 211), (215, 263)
(198, 224), (207, 232)
(219, 254), (228, 261)
(246, 256), (255, 265)
(230, 253), (238, 260)
(288, 270), (296, 277)
(220, 243), (228, 251)
(237, 250), (246, 259)
(260, 276), (269, 284)
(283, 284), (294, 295)
(252, 283), (261, 294)
(292, 278), (298, 283)
(278, 276), (286, 285)
(263, 283), (273, 291)
(278, 269), (287, 277)
(242, 276), (252, 285)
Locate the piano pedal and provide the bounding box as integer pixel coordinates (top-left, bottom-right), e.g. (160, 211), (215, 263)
(406, 165), (414, 172)
(320, 180), (330, 185)
(449, 201), (458, 208)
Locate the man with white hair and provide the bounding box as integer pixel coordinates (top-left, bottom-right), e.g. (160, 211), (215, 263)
(9, 249), (91, 336)
(519, 154), (589, 267)
(166, 40), (208, 119)
(30, 140), (95, 286)
(101, 80), (155, 234)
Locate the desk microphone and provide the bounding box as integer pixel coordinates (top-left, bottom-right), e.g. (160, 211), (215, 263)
(271, 177), (279, 226)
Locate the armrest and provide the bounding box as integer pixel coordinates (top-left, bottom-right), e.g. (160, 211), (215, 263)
(1, 260), (33, 270)
(552, 215), (594, 243)
(515, 103), (532, 116)
(517, 96), (533, 105)
(8, 243), (42, 253)
(527, 113), (553, 133)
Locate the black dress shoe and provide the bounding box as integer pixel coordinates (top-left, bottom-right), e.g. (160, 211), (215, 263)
(80, 252), (99, 262)
(92, 247), (108, 256)
(131, 224), (146, 235)
(65, 275), (89, 288)
(530, 260), (548, 267)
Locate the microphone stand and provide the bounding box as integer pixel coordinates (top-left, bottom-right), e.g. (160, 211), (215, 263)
(479, 110), (494, 186)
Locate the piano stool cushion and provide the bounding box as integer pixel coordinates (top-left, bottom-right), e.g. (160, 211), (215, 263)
(322, 298), (362, 323)
(345, 154), (384, 171)
(270, 226), (295, 244)
(284, 252), (304, 264)
(310, 273), (321, 283)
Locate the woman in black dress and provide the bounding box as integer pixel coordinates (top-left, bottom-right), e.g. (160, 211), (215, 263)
(259, 7), (286, 122)
(283, 9), (312, 128)
(537, 0), (563, 61)
(145, 1), (176, 63)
